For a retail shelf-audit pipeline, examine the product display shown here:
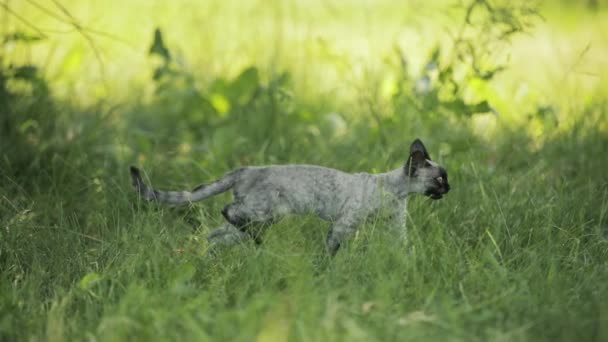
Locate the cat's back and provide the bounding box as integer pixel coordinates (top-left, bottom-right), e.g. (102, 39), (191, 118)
(235, 164), (352, 190)
(249, 164), (350, 178)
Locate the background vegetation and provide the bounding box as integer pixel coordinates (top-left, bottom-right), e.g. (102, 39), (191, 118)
(1, 0), (607, 340)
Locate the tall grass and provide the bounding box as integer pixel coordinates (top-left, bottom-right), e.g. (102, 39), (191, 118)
(1, 1), (607, 341)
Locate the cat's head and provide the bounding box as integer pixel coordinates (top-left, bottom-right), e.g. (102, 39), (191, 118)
(404, 139), (451, 200)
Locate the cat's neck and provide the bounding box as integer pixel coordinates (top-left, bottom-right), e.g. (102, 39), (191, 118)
(377, 167), (422, 199)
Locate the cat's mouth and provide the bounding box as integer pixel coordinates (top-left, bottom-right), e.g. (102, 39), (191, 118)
(429, 193), (443, 200)
(425, 186), (449, 200)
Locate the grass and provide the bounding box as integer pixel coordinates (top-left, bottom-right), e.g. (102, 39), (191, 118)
(1, 1), (608, 341)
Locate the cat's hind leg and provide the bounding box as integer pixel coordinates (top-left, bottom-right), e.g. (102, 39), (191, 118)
(221, 201), (275, 245)
(207, 223), (250, 246)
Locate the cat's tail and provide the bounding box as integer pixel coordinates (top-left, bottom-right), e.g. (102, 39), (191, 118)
(129, 166), (238, 205)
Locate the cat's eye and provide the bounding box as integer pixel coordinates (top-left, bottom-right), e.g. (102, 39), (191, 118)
(436, 176), (443, 184)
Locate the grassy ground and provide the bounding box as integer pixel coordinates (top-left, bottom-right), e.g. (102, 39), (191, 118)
(1, 1), (608, 341)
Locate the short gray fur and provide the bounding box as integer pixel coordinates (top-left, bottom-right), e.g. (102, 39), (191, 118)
(130, 139), (450, 255)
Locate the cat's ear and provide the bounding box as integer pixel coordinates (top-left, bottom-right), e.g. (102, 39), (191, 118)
(405, 138), (431, 176)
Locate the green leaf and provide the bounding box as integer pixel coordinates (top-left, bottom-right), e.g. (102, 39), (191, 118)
(429, 46), (441, 64)
(152, 65), (175, 81)
(79, 272), (102, 290)
(468, 100), (492, 114)
(442, 99), (466, 114)
(12, 66), (39, 81)
(3, 32), (44, 43)
(18, 119), (38, 133)
(60, 47), (84, 73)
(441, 99), (492, 115)
(149, 28), (171, 62)
(228, 66), (260, 106)
(442, 99), (492, 116)
(476, 66), (506, 81)
(210, 93), (231, 115)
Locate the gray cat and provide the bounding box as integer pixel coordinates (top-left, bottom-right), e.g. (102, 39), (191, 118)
(130, 139), (450, 255)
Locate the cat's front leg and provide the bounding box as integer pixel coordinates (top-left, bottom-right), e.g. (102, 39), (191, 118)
(326, 215), (361, 256)
(388, 199), (408, 241)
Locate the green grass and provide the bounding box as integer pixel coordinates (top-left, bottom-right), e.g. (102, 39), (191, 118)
(1, 1), (608, 341)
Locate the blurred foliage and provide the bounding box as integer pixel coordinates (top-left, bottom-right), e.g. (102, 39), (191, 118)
(0, 1), (607, 340)
(132, 27), (306, 166)
(123, 0), (542, 170)
(393, 0), (539, 118)
(0, 32), (56, 174)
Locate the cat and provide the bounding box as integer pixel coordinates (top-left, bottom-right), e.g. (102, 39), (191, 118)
(130, 139), (450, 255)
